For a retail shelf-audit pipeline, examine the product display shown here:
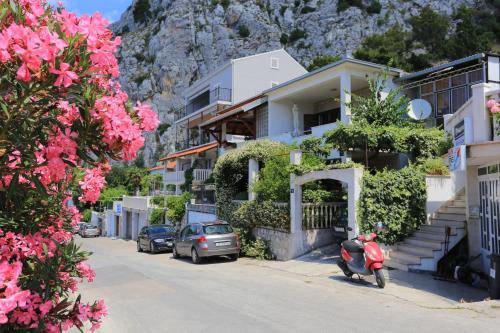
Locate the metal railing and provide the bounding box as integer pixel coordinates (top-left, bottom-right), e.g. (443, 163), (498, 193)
(164, 171), (185, 184)
(175, 87), (231, 121)
(302, 202), (347, 230)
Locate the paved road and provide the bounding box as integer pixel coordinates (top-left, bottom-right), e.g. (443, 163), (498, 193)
(77, 237), (500, 333)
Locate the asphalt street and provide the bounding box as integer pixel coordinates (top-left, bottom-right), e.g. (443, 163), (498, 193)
(75, 236), (500, 333)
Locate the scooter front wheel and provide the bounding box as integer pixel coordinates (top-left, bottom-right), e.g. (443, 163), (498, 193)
(373, 268), (385, 288)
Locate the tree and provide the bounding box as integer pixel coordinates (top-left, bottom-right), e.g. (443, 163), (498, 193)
(353, 25), (424, 72)
(347, 72), (410, 127)
(307, 55), (341, 71)
(409, 6), (450, 56)
(0, 1), (159, 331)
(166, 193), (190, 225)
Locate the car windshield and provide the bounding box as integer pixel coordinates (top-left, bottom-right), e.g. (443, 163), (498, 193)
(86, 225), (97, 229)
(149, 226), (175, 234)
(203, 224), (233, 235)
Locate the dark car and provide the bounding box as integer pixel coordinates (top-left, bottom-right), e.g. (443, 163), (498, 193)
(172, 221), (240, 264)
(137, 224), (176, 254)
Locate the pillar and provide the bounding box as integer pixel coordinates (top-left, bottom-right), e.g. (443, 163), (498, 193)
(347, 168), (363, 240)
(340, 72), (351, 124)
(221, 122), (227, 143)
(289, 150), (303, 233)
(248, 159), (259, 201)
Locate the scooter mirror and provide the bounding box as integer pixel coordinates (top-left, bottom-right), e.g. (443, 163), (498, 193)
(347, 227), (353, 231)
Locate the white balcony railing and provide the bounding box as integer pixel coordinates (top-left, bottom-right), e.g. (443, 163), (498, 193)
(164, 171), (185, 184)
(193, 169), (213, 182)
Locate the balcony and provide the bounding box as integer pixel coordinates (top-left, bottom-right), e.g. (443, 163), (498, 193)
(164, 171), (185, 185)
(175, 87), (232, 121)
(193, 169), (213, 183)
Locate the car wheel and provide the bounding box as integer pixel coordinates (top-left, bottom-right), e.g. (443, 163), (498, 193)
(137, 242), (143, 252)
(191, 248), (202, 264)
(229, 253), (239, 261)
(172, 245), (180, 259)
(150, 242), (157, 254)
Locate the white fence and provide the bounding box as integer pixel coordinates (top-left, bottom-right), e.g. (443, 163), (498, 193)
(302, 202), (347, 230)
(193, 169), (213, 182)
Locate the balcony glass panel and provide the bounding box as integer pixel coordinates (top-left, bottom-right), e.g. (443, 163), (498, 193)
(451, 86), (467, 113)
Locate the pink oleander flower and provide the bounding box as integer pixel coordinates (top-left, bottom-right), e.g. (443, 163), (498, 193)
(76, 262), (95, 283)
(135, 101), (160, 131)
(50, 62), (79, 88)
(79, 167), (106, 203)
(487, 99), (498, 110)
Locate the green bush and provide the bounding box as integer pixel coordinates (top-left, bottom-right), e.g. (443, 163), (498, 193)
(409, 6), (449, 56)
(233, 201), (290, 230)
(280, 33), (289, 45)
(302, 188), (333, 203)
(418, 158), (450, 176)
(214, 140), (289, 222)
(99, 186), (127, 206)
(166, 193), (190, 225)
(359, 166), (427, 245)
(236, 228), (273, 260)
(238, 25), (250, 38)
(337, 0), (363, 13)
(301, 6), (316, 14)
(82, 209), (92, 222)
(152, 195), (167, 207)
(306, 55), (341, 71)
(150, 208), (166, 225)
(366, 0), (382, 14)
(133, 0), (150, 23)
(288, 28), (306, 43)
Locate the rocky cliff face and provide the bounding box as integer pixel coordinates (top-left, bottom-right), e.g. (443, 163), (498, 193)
(110, 0), (476, 165)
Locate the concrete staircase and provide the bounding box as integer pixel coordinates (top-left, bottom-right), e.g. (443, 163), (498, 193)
(385, 192), (467, 272)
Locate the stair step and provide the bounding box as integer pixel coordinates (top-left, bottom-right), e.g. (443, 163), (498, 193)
(433, 212), (466, 221)
(452, 199), (466, 206)
(404, 238), (443, 250)
(396, 244), (435, 257)
(385, 258), (409, 272)
(420, 224), (463, 233)
(430, 219), (466, 228)
(412, 231), (449, 241)
(440, 207), (466, 214)
(389, 250), (423, 264)
(447, 203), (466, 209)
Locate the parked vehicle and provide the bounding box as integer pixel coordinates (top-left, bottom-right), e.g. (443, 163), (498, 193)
(137, 224), (176, 254)
(79, 224), (100, 238)
(337, 227), (385, 288)
(74, 222), (87, 234)
(173, 221), (240, 264)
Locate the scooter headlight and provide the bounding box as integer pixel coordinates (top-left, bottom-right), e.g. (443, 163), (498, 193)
(364, 234), (372, 241)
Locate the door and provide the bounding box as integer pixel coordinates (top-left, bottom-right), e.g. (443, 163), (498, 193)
(138, 227), (148, 248)
(479, 165), (500, 256)
(177, 226), (190, 255)
(115, 216), (120, 237)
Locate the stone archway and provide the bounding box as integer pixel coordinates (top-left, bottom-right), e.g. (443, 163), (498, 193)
(290, 168), (363, 240)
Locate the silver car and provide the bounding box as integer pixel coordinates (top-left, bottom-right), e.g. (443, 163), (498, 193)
(173, 221), (240, 264)
(79, 223), (100, 238)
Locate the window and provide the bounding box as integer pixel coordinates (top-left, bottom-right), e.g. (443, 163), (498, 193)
(451, 73), (466, 87)
(435, 78), (449, 91)
(451, 86), (467, 113)
(436, 91), (450, 117)
(180, 226), (190, 239)
(256, 106), (268, 138)
(270, 81), (279, 87)
(468, 69), (483, 83)
(421, 82), (434, 94)
(270, 57), (279, 69)
(203, 224), (234, 235)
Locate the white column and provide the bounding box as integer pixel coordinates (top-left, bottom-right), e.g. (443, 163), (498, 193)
(347, 168), (363, 239)
(248, 159), (259, 201)
(471, 83), (490, 143)
(340, 72), (351, 124)
(289, 150), (303, 233)
(221, 122), (227, 143)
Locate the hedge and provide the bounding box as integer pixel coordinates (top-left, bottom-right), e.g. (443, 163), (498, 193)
(358, 166), (427, 245)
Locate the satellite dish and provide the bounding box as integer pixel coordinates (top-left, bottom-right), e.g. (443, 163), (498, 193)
(407, 99), (432, 120)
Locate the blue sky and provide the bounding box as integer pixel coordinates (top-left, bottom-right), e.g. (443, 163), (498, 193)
(50, 0), (131, 22)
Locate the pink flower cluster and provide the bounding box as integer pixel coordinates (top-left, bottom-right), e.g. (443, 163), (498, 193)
(487, 99), (499, 114)
(0, 1), (159, 331)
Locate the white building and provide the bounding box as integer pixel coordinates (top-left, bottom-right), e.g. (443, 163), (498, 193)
(160, 49), (307, 196)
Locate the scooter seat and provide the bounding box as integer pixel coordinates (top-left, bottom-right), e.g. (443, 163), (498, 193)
(342, 240), (364, 253)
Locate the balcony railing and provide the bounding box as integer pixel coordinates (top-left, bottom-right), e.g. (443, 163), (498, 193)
(193, 169), (213, 182)
(175, 87), (232, 121)
(164, 171), (185, 184)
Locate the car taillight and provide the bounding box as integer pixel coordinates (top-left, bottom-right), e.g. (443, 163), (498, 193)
(196, 236), (207, 243)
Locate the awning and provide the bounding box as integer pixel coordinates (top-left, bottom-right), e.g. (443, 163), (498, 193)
(166, 161), (176, 169)
(200, 95), (266, 128)
(149, 165), (164, 171)
(159, 142), (218, 161)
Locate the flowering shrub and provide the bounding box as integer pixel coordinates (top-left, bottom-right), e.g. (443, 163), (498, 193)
(0, 1), (158, 332)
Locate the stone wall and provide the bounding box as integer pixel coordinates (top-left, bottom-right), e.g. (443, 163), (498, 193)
(253, 227), (336, 261)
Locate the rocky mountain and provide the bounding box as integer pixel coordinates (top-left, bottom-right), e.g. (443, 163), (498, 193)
(110, 0), (477, 165)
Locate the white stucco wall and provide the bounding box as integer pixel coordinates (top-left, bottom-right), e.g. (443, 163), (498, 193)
(233, 50), (307, 103)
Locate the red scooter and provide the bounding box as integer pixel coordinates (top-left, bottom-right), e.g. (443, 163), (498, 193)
(337, 229), (385, 288)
